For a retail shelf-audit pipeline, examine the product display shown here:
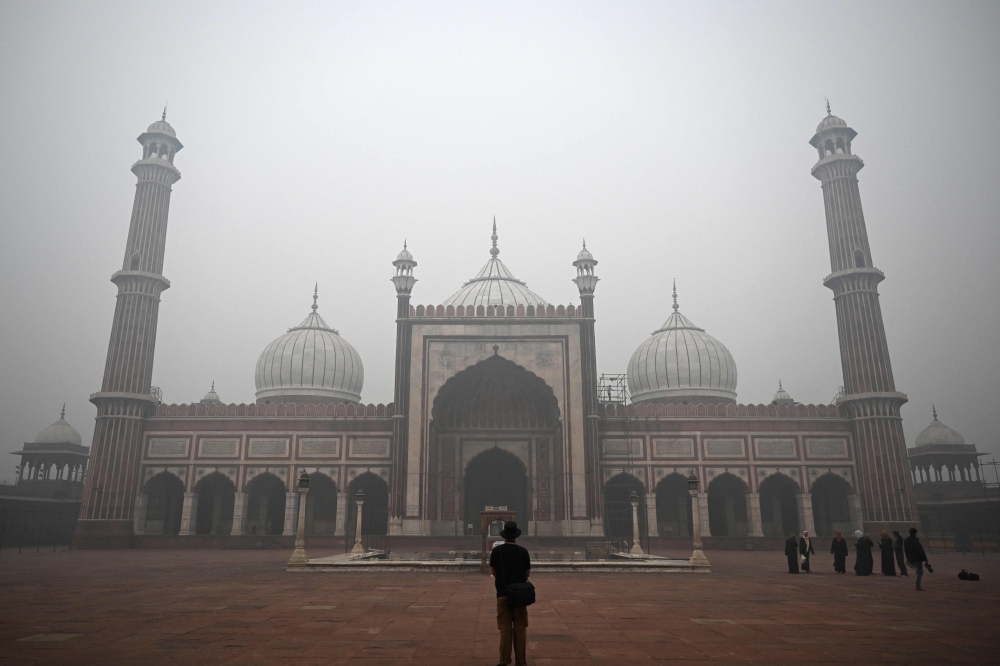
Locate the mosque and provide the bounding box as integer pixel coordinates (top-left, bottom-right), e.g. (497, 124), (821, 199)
(35, 108), (982, 548)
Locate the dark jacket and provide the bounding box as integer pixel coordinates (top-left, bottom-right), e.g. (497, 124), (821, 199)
(904, 535), (927, 563)
(831, 537), (849, 557)
(785, 538), (798, 557)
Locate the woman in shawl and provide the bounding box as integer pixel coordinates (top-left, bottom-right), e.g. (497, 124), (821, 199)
(879, 530), (897, 576)
(799, 531), (815, 572)
(784, 533), (800, 573)
(853, 529), (874, 576)
(830, 531), (849, 573)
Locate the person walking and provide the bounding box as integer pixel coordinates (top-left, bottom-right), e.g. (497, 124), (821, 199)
(830, 531), (848, 573)
(879, 530), (897, 576)
(489, 521), (531, 666)
(904, 527), (931, 591)
(892, 530), (908, 577)
(785, 533), (800, 573)
(853, 530), (874, 576)
(799, 531), (815, 573)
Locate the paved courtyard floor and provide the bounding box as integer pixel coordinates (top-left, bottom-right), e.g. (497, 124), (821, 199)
(1, 547), (998, 665)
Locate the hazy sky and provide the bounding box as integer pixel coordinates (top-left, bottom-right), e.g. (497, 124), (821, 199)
(1, 1), (998, 484)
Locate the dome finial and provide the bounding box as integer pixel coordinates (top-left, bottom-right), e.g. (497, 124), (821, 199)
(778, 379), (783, 390)
(932, 404), (938, 420)
(672, 279), (679, 312)
(60, 403), (65, 419)
(162, 105), (167, 121)
(582, 238), (587, 249)
(490, 217), (499, 257)
(211, 380), (215, 391)
(312, 283), (318, 312)
(825, 97), (831, 116)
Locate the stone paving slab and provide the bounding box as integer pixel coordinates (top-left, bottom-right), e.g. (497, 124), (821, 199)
(0, 548), (997, 664)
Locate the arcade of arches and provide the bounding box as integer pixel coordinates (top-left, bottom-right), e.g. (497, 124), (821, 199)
(426, 354), (563, 535)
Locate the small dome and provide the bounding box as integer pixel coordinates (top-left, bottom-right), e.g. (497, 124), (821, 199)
(816, 114), (847, 133)
(772, 381), (795, 405)
(201, 382), (221, 404)
(394, 242), (415, 265)
(146, 119), (176, 137)
(627, 285), (738, 404)
(255, 292), (364, 404)
(914, 408), (965, 447)
(576, 241), (595, 263)
(34, 407), (83, 446)
(443, 225), (549, 309)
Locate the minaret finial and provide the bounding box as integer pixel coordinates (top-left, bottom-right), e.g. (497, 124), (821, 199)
(312, 283), (318, 312)
(932, 404), (937, 420)
(672, 279), (679, 312)
(162, 105), (167, 121)
(778, 379), (783, 391)
(404, 238), (407, 250)
(825, 97), (831, 116)
(490, 217), (499, 257)
(211, 380), (215, 391)
(60, 403), (65, 419)
(582, 238), (587, 249)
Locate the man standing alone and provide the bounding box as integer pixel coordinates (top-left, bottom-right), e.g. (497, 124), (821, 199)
(904, 527), (931, 591)
(490, 521), (531, 666)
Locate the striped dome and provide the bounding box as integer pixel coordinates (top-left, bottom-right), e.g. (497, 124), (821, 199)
(626, 289), (737, 404)
(443, 223), (548, 308)
(255, 296), (363, 404)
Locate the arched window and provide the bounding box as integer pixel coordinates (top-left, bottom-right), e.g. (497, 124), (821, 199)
(129, 252), (141, 270)
(854, 250), (866, 268)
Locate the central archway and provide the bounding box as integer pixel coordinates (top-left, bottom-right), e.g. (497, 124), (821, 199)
(464, 447), (528, 528)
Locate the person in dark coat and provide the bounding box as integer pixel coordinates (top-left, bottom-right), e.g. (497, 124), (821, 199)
(830, 531), (849, 573)
(799, 531), (815, 572)
(904, 527), (930, 591)
(785, 533), (800, 573)
(879, 530), (897, 576)
(892, 530), (908, 576)
(853, 530), (874, 576)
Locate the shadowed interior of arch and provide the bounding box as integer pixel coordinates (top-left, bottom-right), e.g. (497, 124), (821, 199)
(144, 472), (184, 535)
(246, 472), (286, 536)
(463, 447), (528, 528)
(811, 472), (852, 536)
(195, 472), (235, 535)
(707, 473), (749, 536)
(759, 473), (799, 537)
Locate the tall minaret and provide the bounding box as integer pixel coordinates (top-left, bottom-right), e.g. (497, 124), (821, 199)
(810, 105), (917, 531)
(389, 240), (417, 535)
(77, 112), (182, 542)
(572, 241), (601, 532)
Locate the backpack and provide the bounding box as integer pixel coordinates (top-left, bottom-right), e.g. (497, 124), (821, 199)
(958, 569), (980, 581)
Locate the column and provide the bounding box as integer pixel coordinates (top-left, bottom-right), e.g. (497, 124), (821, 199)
(335, 491), (347, 536)
(179, 492), (198, 535)
(796, 494), (815, 535)
(847, 494), (863, 534)
(645, 493), (658, 537)
(231, 492), (248, 536)
(745, 493), (764, 537)
(282, 492), (297, 536)
(697, 492), (711, 537)
(133, 493), (148, 535)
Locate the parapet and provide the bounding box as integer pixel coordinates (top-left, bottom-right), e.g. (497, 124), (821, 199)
(152, 402), (395, 419)
(598, 402), (845, 419)
(410, 303), (581, 318)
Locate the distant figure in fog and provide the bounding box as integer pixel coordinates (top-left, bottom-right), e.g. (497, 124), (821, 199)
(904, 527), (931, 592)
(785, 533), (800, 573)
(879, 530), (897, 576)
(854, 530), (874, 576)
(892, 530), (908, 577)
(799, 531), (815, 573)
(830, 531), (848, 573)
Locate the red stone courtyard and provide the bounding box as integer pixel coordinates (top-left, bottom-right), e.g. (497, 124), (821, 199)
(1, 548), (997, 665)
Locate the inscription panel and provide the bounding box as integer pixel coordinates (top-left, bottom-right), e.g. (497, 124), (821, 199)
(147, 438), (189, 458)
(754, 438), (797, 459)
(248, 438), (289, 457)
(806, 438), (849, 459)
(349, 438), (390, 458)
(652, 438), (695, 459)
(198, 438), (239, 458)
(298, 438), (340, 458)
(601, 438), (644, 458)
(704, 438), (745, 458)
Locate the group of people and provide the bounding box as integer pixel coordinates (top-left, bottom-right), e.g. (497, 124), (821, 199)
(785, 527), (931, 590)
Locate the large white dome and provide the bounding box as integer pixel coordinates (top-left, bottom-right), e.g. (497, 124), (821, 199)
(255, 294), (363, 404)
(914, 408), (965, 447)
(626, 289), (737, 404)
(34, 407), (83, 446)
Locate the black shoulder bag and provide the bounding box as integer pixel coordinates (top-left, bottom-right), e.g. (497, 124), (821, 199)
(498, 544), (535, 608)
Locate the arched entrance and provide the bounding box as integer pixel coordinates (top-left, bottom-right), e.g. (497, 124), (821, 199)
(707, 473), (749, 536)
(603, 473), (647, 541)
(429, 354), (562, 533)
(759, 474), (799, 537)
(195, 473), (235, 535)
(245, 472), (287, 536)
(464, 447), (528, 529)
(655, 474), (692, 537)
(305, 473), (338, 536)
(811, 473), (852, 536)
(144, 472), (184, 535)
(347, 472), (389, 536)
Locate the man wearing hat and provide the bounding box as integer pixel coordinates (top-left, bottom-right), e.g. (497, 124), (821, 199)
(489, 521), (531, 666)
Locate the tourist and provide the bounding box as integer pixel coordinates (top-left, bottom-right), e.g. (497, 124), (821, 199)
(830, 531), (848, 573)
(904, 527), (930, 591)
(798, 531), (815, 573)
(785, 533), (800, 573)
(879, 530), (896, 576)
(892, 530), (908, 577)
(489, 521), (531, 666)
(853, 530), (874, 576)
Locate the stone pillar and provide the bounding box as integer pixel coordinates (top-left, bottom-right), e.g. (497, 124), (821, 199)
(179, 492), (198, 535)
(282, 492), (297, 536)
(133, 493), (148, 535)
(697, 492), (711, 538)
(796, 494), (815, 535)
(847, 494), (863, 534)
(231, 492), (247, 536)
(335, 491), (347, 536)
(645, 493), (658, 538)
(745, 493), (764, 537)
